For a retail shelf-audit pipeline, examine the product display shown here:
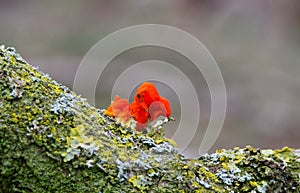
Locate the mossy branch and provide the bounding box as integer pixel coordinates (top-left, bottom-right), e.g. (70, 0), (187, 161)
(0, 45), (299, 193)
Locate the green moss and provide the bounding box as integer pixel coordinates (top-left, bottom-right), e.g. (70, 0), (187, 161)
(0, 45), (299, 192)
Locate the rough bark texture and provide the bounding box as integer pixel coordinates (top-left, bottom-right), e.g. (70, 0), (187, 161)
(0, 45), (299, 193)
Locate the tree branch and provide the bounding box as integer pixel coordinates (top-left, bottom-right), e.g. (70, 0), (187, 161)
(0, 45), (299, 192)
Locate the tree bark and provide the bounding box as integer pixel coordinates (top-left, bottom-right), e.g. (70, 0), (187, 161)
(0, 45), (299, 192)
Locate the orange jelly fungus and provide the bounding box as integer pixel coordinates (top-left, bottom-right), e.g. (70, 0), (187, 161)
(105, 95), (131, 122)
(105, 82), (171, 130)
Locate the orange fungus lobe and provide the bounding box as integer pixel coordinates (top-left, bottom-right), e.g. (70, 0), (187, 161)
(129, 100), (149, 124)
(105, 95), (131, 122)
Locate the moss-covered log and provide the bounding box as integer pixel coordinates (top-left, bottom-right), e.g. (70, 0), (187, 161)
(0, 45), (299, 192)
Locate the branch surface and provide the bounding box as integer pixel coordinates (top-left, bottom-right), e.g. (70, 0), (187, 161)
(0, 45), (299, 192)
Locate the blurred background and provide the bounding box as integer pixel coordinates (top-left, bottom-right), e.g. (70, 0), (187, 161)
(1, 0), (299, 156)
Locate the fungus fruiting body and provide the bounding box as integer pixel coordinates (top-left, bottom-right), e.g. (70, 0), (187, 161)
(105, 82), (171, 131)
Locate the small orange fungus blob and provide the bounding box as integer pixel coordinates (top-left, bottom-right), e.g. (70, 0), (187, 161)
(105, 82), (171, 131)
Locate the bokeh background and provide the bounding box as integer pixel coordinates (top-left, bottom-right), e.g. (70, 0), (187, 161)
(1, 0), (299, 156)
